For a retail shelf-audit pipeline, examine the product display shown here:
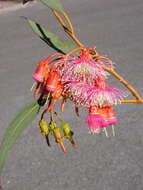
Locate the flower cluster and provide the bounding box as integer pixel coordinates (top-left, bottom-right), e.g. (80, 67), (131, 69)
(32, 47), (127, 152)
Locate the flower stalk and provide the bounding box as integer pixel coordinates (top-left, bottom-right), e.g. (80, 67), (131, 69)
(52, 9), (84, 47)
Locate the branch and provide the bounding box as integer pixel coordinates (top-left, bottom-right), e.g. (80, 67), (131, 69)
(104, 67), (143, 101)
(51, 10), (84, 47)
(121, 99), (143, 103)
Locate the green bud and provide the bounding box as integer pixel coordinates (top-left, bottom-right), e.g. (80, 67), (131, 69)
(52, 127), (67, 153)
(62, 122), (71, 136)
(61, 122), (77, 148)
(49, 120), (56, 131)
(39, 120), (49, 136)
(53, 127), (62, 143)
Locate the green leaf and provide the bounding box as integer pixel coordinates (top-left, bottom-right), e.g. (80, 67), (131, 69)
(26, 18), (77, 54)
(0, 101), (40, 176)
(40, 0), (64, 14)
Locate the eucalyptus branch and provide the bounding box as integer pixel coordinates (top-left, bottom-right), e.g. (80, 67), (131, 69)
(62, 11), (75, 34)
(51, 9), (84, 47)
(121, 99), (143, 103)
(104, 67), (143, 102)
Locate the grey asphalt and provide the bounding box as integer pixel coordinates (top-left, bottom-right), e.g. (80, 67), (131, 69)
(0, 0), (143, 189)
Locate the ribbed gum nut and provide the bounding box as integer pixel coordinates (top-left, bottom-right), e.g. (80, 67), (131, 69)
(39, 120), (49, 135)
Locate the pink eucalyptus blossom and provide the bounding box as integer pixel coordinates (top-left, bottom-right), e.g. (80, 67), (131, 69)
(85, 114), (104, 133)
(64, 81), (127, 107)
(61, 54), (108, 85)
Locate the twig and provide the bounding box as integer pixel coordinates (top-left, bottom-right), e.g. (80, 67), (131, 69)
(121, 99), (143, 103)
(52, 10), (84, 47)
(104, 67), (143, 101)
(62, 11), (75, 34)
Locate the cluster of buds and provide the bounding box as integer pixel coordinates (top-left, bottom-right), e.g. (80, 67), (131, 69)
(32, 47), (127, 152)
(39, 114), (76, 153)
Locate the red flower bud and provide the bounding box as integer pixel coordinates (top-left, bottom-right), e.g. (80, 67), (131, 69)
(46, 69), (61, 92)
(33, 59), (49, 83)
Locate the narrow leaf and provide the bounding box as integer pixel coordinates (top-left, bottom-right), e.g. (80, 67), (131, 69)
(0, 101), (40, 176)
(26, 18), (77, 54)
(40, 0), (64, 14)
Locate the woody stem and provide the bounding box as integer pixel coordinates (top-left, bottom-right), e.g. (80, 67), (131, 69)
(121, 99), (143, 103)
(52, 10), (84, 47)
(104, 67), (143, 101)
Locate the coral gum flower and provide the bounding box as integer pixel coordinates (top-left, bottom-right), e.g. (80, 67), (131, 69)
(85, 105), (117, 133)
(97, 106), (117, 127)
(61, 51), (108, 85)
(64, 81), (127, 107)
(104, 106), (117, 125)
(88, 87), (127, 106)
(85, 113), (104, 133)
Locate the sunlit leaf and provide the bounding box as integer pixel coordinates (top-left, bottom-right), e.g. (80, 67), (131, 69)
(26, 18), (77, 54)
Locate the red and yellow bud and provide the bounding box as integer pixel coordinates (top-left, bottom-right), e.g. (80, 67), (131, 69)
(46, 84), (63, 111)
(33, 59), (49, 83)
(52, 127), (67, 153)
(46, 68), (61, 92)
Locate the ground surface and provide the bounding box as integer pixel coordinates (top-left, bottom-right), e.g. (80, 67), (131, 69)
(0, 0), (143, 190)
(0, 0), (20, 12)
